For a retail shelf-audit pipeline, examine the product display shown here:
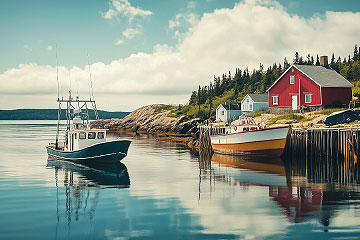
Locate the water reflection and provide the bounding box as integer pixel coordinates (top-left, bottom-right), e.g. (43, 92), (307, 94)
(47, 159), (130, 187)
(46, 159), (130, 230)
(201, 153), (360, 230)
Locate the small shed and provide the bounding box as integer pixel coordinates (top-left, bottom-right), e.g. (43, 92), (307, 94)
(241, 94), (269, 113)
(215, 102), (241, 122)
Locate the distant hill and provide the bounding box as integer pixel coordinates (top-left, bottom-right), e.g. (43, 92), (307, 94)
(0, 109), (130, 120)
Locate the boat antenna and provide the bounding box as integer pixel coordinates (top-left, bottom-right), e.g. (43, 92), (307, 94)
(68, 69), (72, 95)
(87, 52), (95, 101)
(56, 45), (60, 101)
(87, 51), (99, 121)
(55, 44), (61, 149)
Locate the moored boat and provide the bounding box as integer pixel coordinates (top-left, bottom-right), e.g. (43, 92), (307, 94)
(46, 93), (131, 163)
(210, 118), (290, 157)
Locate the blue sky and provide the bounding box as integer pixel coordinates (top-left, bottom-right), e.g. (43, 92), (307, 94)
(1, 0), (360, 111)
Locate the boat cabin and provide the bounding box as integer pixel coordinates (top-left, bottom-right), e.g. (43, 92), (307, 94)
(64, 117), (108, 152)
(210, 118), (260, 136)
(66, 129), (107, 151)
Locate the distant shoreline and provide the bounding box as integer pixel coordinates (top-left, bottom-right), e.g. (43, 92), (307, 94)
(0, 109), (130, 120)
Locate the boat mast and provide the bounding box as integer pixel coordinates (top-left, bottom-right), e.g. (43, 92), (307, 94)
(87, 53), (99, 121)
(55, 47), (61, 149)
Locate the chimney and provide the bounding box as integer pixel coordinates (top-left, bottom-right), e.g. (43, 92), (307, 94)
(320, 56), (328, 67)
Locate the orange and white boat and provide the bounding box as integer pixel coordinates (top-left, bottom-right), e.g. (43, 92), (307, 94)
(210, 118), (290, 157)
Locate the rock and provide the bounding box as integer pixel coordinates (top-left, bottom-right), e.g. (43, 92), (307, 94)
(92, 104), (200, 137)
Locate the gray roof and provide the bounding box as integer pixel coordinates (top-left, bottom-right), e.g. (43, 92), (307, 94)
(248, 94), (268, 103)
(221, 102), (241, 111)
(294, 64), (353, 88)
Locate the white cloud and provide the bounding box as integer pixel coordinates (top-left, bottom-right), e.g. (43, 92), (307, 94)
(115, 39), (124, 45)
(47, 45), (53, 51)
(122, 27), (140, 39)
(103, 0), (152, 21)
(169, 13), (199, 30)
(2, 0), (360, 110)
(103, 0), (151, 45)
(103, 8), (117, 19)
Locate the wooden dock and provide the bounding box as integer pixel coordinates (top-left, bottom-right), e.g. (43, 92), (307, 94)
(198, 125), (360, 186)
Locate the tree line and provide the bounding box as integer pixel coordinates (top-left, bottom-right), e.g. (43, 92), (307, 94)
(175, 44), (360, 119)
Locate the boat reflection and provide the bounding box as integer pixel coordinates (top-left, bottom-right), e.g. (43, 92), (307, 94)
(201, 153), (360, 226)
(46, 159), (130, 230)
(47, 159), (130, 187)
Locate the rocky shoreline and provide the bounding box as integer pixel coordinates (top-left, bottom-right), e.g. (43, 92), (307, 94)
(93, 104), (202, 150)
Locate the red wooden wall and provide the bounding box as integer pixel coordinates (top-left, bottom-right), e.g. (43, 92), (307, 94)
(321, 87), (352, 105)
(268, 66), (321, 108)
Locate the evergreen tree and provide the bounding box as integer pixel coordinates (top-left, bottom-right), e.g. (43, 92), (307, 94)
(331, 53), (335, 64)
(311, 56), (315, 65)
(299, 56), (304, 65)
(316, 54), (320, 66)
(284, 57), (290, 69)
(354, 44), (359, 62)
(306, 54), (311, 65)
(198, 85), (201, 117)
(189, 91), (197, 105)
(294, 52), (299, 64)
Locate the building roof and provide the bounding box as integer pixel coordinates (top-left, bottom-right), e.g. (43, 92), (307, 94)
(248, 94), (268, 103)
(294, 65), (353, 88)
(220, 102), (241, 111)
(267, 64), (353, 91)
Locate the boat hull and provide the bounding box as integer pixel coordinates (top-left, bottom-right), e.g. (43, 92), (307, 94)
(47, 140), (131, 163)
(211, 126), (289, 157)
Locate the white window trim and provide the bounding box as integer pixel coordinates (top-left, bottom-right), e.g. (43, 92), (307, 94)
(305, 94), (312, 103)
(290, 75), (295, 85)
(272, 96), (279, 105)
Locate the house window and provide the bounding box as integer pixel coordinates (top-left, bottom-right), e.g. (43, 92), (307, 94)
(221, 110), (224, 115)
(272, 96), (279, 105)
(305, 94), (312, 103)
(290, 75), (295, 84)
(249, 104), (253, 111)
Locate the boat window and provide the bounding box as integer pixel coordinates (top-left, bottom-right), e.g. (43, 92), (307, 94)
(88, 132), (96, 139)
(79, 132), (86, 139)
(250, 127), (257, 131)
(97, 132), (104, 139)
(243, 127), (249, 131)
(74, 133), (77, 139)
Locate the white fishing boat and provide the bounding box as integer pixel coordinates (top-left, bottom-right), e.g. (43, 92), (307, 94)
(46, 93), (131, 163)
(210, 117), (290, 157)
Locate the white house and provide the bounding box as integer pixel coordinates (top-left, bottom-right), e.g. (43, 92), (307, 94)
(215, 102), (242, 122)
(241, 94), (269, 113)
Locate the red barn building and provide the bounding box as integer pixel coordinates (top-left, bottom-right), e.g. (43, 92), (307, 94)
(267, 57), (353, 111)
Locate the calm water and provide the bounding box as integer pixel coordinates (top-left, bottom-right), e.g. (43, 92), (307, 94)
(1, 121), (360, 239)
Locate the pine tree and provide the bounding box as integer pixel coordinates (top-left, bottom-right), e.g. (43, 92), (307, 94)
(306, 54), (311, 65)
(331, 53), (335, 64)
(198, 85), (201, 117)
(354, 44), (359, 62)
(189, 91), (197, 105)
(316, 54), (320, 66)
(311, 56), (315, 65)
(284, 57), (290, 69)
(299, 56), (304, 65)
(294, 52), (299, 64)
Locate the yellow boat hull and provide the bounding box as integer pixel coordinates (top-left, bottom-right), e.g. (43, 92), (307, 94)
(212, 138), (287, 156)
(210, 126), (289, 157)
